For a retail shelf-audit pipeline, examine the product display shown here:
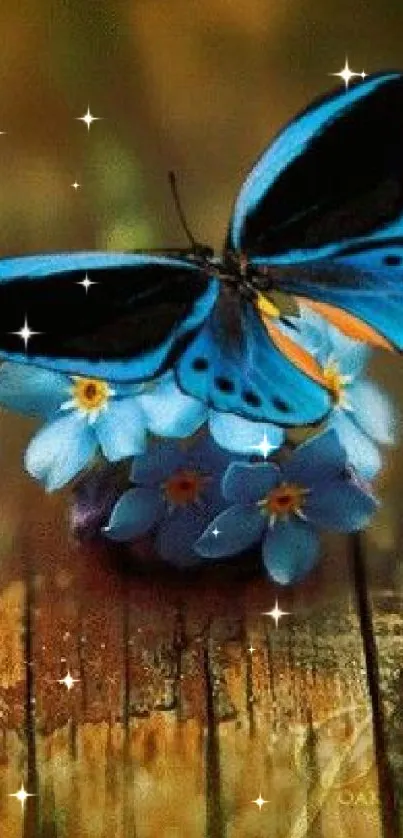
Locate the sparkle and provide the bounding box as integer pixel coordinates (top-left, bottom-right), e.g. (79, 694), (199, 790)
(262, 599), (289, 628)
(252, 431), (273, 460)
(360, 70), (367, 80)
(77, 106), (101, 131)
(71, 180), (81, 190)
(9, 783), (34, 809)
(77, 273), (97, 293)
(330, 58), (361, 89)
(252, 793), (268, 810)
(58, 671), (79, 691)
(211, 527), (220, 538)
(248, 644), (256, 654)
(11, 316), (41, 349)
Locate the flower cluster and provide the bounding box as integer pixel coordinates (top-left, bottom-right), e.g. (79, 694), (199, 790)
(0, 308), (394, 584)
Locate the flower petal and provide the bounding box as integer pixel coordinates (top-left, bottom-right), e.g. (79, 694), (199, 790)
(222, 461), (280, 504)
(130, 439), (192, 484)
(0, 363), (69, 418)
(296, 303), (370, 376)
(25, 412), (97, 491)
(327, 411), (382, 480)
(195, 504), (266, 559)
(138, 372), (207, 438)
(304, 478), (377, 532)
(263, 519), (319, 585)
(155, 506), (209, 566)
(105, 487), (162, 541)
(283, 429), (347, 485)
(348, 379), (395, 445)
(95, 398), (147, 461)
(209, 410), (284, 455)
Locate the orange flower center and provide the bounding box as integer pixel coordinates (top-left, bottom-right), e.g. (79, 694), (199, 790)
(323, 363), (343, 405)
(71, 376), (112, 412)
(162, 469), (210, 507)
(258, 482), (309, 520)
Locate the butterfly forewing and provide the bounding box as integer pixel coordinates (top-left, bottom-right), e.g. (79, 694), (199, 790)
(226, 73), (403, 259)
(0, 252), (218, 380)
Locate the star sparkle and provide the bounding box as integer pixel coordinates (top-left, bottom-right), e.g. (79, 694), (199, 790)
(71, 180), (81, 190)
(11, 317), (41, 350)
(9, 783), (35, 809)
(248, 644), (256, 654)
(262, 599), (290, 628)
(77, 273), (97, 293)
(211, 527), (220, 538)
(252, 793), (268, 810)
(252, 431), (273, 460)
(77, 106), (101, 131)
(330, 58), (361, 89)
(58, 671), (79, 691)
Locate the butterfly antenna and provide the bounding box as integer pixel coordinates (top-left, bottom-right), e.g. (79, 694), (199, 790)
(168, 171), (198, 250)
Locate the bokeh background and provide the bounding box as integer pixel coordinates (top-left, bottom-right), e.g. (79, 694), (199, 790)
(0, 2), (402, 837)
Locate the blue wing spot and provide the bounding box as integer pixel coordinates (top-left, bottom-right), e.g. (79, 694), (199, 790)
(272, 397), (290, 413)
(192, 357), (209, 371)
(214, 376), (235, 393)
(242, 390), (262, 408)
(383, 254), (402, 266)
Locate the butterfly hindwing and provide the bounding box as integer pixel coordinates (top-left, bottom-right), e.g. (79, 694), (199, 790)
(254, 239), (403, 351)
(227, 72), (403, 260)
(0, 252), (219, 381)
(177, 297), (330, 426)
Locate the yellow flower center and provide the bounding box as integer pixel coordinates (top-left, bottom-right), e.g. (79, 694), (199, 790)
(71, 376), (112, 413)
(162, 469), (210, 507)
(258, 482), (309, 521)
(323, 363), (344, 405)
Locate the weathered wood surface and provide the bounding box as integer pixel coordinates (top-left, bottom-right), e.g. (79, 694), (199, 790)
(0, 427), (401, 837)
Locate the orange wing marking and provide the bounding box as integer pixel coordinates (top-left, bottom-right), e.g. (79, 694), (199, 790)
(296, 298), (394, 351)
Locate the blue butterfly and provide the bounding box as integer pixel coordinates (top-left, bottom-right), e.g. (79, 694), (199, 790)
(0, 71), (402, 427)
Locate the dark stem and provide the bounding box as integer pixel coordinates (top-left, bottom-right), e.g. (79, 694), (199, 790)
(349, 532), (400, 838)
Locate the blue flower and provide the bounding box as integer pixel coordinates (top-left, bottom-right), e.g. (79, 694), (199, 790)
(105, 433), (237, 567)
(0, 362), (285, 490)
(195, 430), (378, 585)
(292, 305), (395, 479)
(0, 364), (207, 490)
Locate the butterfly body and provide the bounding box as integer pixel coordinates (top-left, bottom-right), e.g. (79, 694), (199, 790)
(0, 72), (403, 426)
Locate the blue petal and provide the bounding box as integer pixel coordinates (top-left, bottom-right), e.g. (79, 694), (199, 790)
(195, 504), (266, 559)
(325, 324), (370, 378)
(209, 410), (284, 455)
(130, 439), (186, 484)
(155, 506), (210, 566)
(137, 372), (207, 438)
(348, 379), (395, 445)
(263, 519), (319, 585)
(304, 478), (378, 532)
(222, 461), (280, 504)
(25, 412), (97, 491)
(105, 487), (162, 541)
(283, 429), (347, 485)
(295, 304), (370, 376)
(0, 363), (69, 418)
(327, 411), (382, 480)
(95, 398), (147, 461)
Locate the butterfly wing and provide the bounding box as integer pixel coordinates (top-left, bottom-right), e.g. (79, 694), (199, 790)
(225, 71), (403, 355)
(227, 72), (403, 259)
(256, 240), (403, 351)
(0, 252), (218, 381)
(176, 292), (330, 426)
